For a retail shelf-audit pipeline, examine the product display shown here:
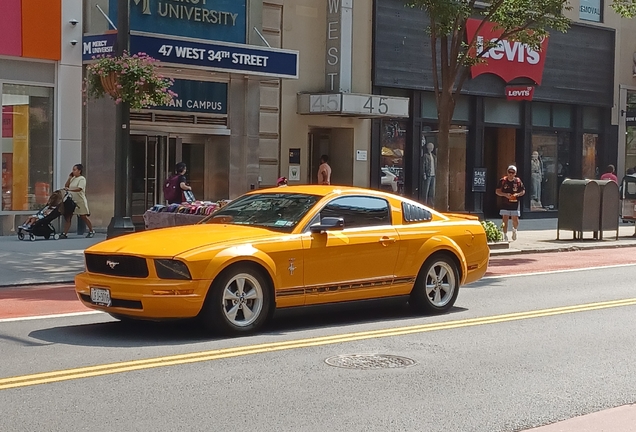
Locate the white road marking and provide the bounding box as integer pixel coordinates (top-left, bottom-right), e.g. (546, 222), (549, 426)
(483, 263), (636, 279)
(0, 311), (103, 323)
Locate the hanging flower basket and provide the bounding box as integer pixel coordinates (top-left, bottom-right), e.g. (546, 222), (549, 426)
(85, 52), (177, 110)
(100, 72), (120, 98)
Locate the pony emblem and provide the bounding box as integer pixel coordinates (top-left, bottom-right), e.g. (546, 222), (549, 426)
(106, 260), (120, 269)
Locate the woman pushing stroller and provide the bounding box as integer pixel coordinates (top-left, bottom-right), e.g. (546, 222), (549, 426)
(61, 164), (95, 239)
(17, 189), (75, 241)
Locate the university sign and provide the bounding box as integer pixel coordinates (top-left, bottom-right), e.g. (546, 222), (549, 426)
(109, 0), (246, 43)
(466, 18), (549, 85)
(152, 79), (227, 114)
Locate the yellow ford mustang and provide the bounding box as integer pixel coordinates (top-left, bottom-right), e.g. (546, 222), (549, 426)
(75, 186), (489, 335)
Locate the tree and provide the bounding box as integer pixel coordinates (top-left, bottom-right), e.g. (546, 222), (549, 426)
(406, 0), (572, 210)
(407, 0), (636, 210)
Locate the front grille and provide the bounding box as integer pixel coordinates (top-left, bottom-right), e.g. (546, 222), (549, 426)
(85, 253), (149, 278)
(79, 294), (143, 309)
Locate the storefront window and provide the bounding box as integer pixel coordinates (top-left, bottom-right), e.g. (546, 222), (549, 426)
(2, 84), (54, 211)
(583, 106), (601, 131)
(553, 104), (572, 128)
(625, 92), (636, 174)
(582, 133), (599, 179)
(484, 99), (521, 125)
(420, 125), (467, 211)
(380, 120), (406, 195)
(420, 93), (469, 122)
(531, 132), (569, 211)
(532, 103), (550, 127)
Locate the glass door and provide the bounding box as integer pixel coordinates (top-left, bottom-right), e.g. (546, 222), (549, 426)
(131, 135), (181, 222)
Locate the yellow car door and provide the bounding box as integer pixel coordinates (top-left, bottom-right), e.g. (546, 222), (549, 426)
(301, 195), (400, 305)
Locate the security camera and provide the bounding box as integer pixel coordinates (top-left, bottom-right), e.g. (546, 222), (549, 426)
(69, 19), (78, 25)
(70, 40), (78, 46)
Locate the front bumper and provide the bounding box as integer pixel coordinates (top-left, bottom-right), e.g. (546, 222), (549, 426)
(75, 272), (209, 319)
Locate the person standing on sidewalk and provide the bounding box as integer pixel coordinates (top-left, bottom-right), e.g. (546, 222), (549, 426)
(317, 155), (332, 185)
(61, 164), (95, 238)
(496, 165), (525, 242)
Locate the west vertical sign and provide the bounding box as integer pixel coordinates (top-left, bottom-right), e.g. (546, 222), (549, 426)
(325, 0), (352, 93)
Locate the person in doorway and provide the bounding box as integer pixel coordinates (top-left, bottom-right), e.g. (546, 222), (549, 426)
(164, 162), (193, 204)
(318, 155), (332, 185)
(495, 165), (525, 242)
(422, 141), (436, 206)
(61, 164), (95, 238)
(600, 164), (618, 182)
(530, 151), (544, 209)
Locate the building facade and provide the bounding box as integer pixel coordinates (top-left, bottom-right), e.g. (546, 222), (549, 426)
(0, 0), (83, 235)
(83, 0), (301, 229)
(371, 0), (625, 218)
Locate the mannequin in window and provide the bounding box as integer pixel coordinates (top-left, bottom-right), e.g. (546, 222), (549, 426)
(530, 151), (544, 209)
(422, 141), (436, 206)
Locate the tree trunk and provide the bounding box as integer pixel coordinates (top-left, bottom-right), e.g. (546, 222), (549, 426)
(435, 89), (453, 211)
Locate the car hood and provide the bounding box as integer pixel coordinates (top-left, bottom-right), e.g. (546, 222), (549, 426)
(85, 224), (280, 257)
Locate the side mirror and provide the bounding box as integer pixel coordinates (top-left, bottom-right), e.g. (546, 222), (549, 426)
(310, 217), (345, 233)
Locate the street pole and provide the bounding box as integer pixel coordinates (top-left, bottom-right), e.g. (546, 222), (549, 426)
(107, 0), (135, 238)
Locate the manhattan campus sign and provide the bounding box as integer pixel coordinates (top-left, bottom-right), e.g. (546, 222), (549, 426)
(466, 18), (549, 85)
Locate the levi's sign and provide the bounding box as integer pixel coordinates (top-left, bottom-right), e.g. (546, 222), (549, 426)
(506, 86), (535, 101)
(466, 18), (549, 84)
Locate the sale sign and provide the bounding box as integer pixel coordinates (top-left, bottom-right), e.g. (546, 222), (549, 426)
(466, 18), (549, 84)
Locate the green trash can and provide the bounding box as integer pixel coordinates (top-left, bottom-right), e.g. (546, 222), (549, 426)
(557, 179), (600, 240)
(594, 179), (619, 240)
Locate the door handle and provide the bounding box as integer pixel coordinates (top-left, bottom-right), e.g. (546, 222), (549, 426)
(379, 236), (397, 245)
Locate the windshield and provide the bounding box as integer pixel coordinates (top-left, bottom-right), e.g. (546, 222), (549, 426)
(200, 193), (320, 231)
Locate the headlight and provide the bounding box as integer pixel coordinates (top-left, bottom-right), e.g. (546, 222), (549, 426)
(154, 259), (192, 280)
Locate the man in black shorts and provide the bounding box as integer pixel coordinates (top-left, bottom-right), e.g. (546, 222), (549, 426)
(495, 165), (525, 241)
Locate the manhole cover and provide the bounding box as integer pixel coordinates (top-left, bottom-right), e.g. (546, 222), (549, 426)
(325, 354), (417, 370)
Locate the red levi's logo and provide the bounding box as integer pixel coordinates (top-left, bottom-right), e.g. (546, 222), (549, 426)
(506, 86), (534, 100)
(466, 18), (549, 85)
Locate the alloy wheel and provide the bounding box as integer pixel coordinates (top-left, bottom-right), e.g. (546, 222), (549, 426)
(221, 273), (264, 327)
(424, 261), (456, 308)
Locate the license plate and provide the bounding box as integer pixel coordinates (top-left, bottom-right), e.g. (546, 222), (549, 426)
(90, 287), (111, 307)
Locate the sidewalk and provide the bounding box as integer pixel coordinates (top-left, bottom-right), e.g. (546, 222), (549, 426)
(488, 218), (636, 256)
(0, 232), (104, 287)
(0, 219), (635, 287)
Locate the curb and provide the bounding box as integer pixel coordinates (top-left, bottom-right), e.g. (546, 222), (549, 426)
(490, 242), (636, 256)
(0, 280), (74, 290)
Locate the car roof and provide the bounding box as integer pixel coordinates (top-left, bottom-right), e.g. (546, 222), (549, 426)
(248, 185), (398, 200)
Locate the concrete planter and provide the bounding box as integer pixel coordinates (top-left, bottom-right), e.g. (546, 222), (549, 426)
(488, 241), (510, 250)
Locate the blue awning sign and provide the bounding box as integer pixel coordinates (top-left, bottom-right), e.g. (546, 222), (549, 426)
(130, 34), (299, 79)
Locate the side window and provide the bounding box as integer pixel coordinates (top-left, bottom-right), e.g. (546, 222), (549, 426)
(321, 196), (391, 229)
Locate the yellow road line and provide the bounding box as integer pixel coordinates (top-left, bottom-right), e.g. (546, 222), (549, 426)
(2, 297), (636, 391)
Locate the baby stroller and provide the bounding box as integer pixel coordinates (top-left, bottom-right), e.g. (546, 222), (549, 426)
(17, 190), (77, 241)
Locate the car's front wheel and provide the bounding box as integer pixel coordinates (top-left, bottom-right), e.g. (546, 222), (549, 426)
(410, 254), (460, 314)
(201, 264), (272, 336)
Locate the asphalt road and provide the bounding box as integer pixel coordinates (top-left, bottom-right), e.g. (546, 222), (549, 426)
(1, 265), (636, 431)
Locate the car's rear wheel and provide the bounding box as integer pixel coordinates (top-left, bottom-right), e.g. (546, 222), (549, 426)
(201, 264), (272, 336)
(410, 254), (460, 314)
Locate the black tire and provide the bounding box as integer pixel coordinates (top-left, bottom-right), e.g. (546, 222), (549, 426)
(29, 234), (36, 242)
(410, 254), (460, 314)
(200, 263), (273, 336)
(17, 232), (24, 241)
